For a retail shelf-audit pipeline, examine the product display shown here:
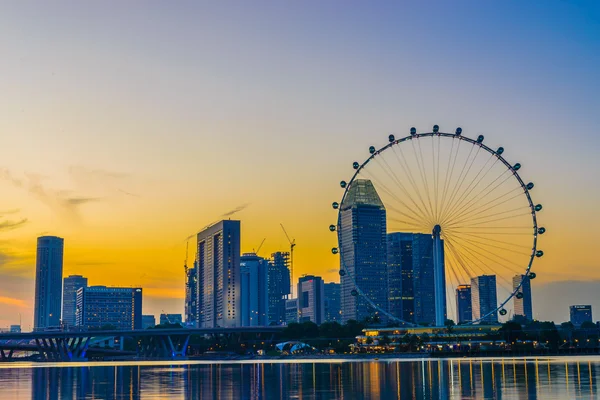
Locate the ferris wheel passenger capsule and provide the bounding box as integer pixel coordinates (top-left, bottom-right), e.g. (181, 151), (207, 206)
(538, 227), (546, 234)
(516, 292), (524, 299)
(369, 146), (376, 154)
(527, 182), (534, 190)
(536, 250), (544, 257)
(499, 309), (508, 316)
(496, 147), (504, 155)
(332, 202), (339, 209)
(455, 127), (462, 136)
(388, 134), (395, 142)
(351, 289), (358, 297)
(477, 135), (484, 143)
(340, 181), (347, 188)
(329, 225), (336, 232)
(535, 204), (543, 212)
(331, 247), (339, 254)
(433, 125), (439, 133)
(514, 163), (521, 171)
(353, 162), (359, 170)
(529, 272), (537, 279)
(410, 127), (417, 136)
(339, 270), (346, 276)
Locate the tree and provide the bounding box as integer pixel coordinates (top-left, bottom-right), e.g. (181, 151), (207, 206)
(499, 321), (524, 343)
(445, 319), (455, 333)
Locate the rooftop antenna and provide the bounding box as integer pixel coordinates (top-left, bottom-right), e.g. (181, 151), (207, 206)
(280, 224), (296, 297)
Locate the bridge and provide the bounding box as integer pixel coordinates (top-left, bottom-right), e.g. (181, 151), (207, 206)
(0, 326), (284, 362)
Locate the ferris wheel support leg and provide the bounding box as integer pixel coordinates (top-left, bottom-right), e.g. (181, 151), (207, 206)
(433, 225), (445, 327)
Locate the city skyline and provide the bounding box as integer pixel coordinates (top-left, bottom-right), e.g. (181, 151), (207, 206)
(1, 2), (600, 329)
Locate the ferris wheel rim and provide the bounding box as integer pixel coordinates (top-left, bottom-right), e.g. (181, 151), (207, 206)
(334, 129), (541, 326)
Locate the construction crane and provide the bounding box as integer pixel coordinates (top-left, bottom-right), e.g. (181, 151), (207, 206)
(254, 238), (266, 255)
(184, 239), (190, 274)
(280, 224), (296, 297)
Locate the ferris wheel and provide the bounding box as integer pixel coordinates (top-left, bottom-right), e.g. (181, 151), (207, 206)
(331, 125), (544, 326)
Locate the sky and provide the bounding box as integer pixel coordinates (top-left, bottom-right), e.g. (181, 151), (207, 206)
(0, 1), (599, 329)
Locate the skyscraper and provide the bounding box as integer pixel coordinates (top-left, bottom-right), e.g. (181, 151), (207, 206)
(471, 275), (498, 324)
(76, 286), (142, 330)
(456, 284), (472, 324)
(570, 305), (592, 327)
(324, 282), (341, 323)
(512, 274), (533, 321)
(196, 220), (241, 328)
(240, 253), (269, 326)
(142, 315), (156, 329)
(185, 261), (198, 325)
(339, 179), (388, 323)
(387, 232), (446, 325)
(62, 275), (88, 328)
(268, 251), (290, 325)
(297, 275), (325, 325)
(34, 236), (64, 330)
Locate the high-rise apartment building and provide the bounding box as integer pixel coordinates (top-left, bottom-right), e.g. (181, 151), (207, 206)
(62, 275), (88, 328)
(76, 286), (142, 330)
(513, 274), (533, 321)
(285, 298), (298, 324)
(339, 179), (388, 323)
(185, 261), (198, 325)
(471, 275), (498, 324)
(387, 232), (446, 325)
(297, 275), (325, 325)
(240, 253), (269, 326)
(268, 251), (291, 325)
(34, 236), (65, 330)
(324, 283), (341, 323)
(456, 284), (472, 324)
(570, 305), (592, 326)
(196, 220), (241, 328)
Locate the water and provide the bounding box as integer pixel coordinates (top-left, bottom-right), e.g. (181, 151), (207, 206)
(0, 357), (599, 399)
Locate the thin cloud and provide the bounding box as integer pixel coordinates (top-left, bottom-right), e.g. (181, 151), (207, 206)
(183, 204), (251, 241)
(0, 296), (27, 308)
(0, 218), (28, 231)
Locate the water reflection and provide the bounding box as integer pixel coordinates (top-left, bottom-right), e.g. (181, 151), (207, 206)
(0, 357), (597, 399)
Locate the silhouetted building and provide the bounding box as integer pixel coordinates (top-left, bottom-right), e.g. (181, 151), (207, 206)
(185, 261), (198, 325)
(62, 275), (88, 328)
(285, 298), (298, 324)
(160, 313), (182, 325)
(456, 284), (472, 324)
(298, 275), (325, 325)
(387, 232), (446, 325)
(196, 220), (241, 328)
(324, 282), (341, 323)
(513, 274), (533, 321)
(570, 305), (592, 327)
(471, 275), (498, 324)
(142, 314), (155, 329)
(34, 236), (64, 330)
(340, 179), (388, 323)
(10, 325), (21, 333)
(268, 251), (291, 325)
(76, 286), (142, 330)
(240, 253), (269, 326)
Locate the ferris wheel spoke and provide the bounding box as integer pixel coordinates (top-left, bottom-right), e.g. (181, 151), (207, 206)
(439, 137), (460, 219)
(446, 211), (533, 229)
(391, 145), (435, 223)
(413, 138), (436, 220)
(372, 156), (433, 225)
(445, 233), (531, 257)
(434, 136), (443, 223)
(440, 144), (480, 223)
(445, 205), (531, 228)
(442, 153), (498, 224)
(447, 186), (525, 228)
(442, 229), (531, 250)
(444, 237), (481, 281)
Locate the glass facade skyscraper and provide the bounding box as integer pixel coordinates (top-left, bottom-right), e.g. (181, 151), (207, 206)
(297, 275), (325, 325)
(185, 261), (198, 325)
(570, 305), (592, 326)
(76, 286), (142, 330)
(471, 275), (498, 324)
(240, 253), (269, 326)
(197, 220), (241, 328)
(512, 274), (533, 321)
(456, 284), (472, 324)
(62, 275), (88, 328)
(324, 283), (341, 323)
(268, 251), (290, 325)
(340, 179), (388, 323)
(34, 236), (64, 330)
(387, 232), (446, 325)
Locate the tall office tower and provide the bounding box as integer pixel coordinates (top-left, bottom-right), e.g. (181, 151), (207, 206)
(570, 305), (593, 326)
(196, 220), (241, 328)
(512, 274), (533, 321)
(76, 286), (142, 330)
(62, 275), (88, 328)
(456, 284), (472, 324)
(297, 275), (325, 325)
(339, 179), (388, 323)
(285, 298), (299, 324)
(387, 232), (446, 325)
(471, 275), (498, 324)
(240, 253), (269, 326)
(34, 236), (65, 330)
(185, 261), (198, 325)
(324, 282), (341, 323)
(268, 251), (291, 325)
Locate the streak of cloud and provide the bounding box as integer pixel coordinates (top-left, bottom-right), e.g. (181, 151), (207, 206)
(0, 296), (27, 308)
(183, 203), (251, 241)
(0, 218), (28, 231)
